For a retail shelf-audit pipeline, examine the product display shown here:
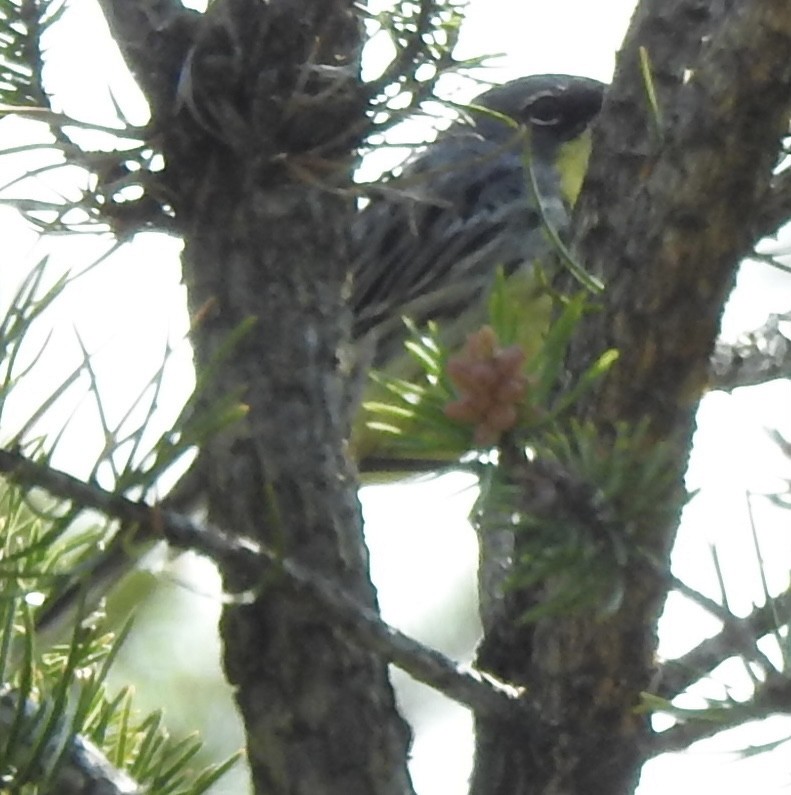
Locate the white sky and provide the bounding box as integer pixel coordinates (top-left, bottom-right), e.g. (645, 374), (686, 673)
(3, 1), (791, 793)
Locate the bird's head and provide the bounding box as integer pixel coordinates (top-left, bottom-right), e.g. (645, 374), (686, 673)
(466, 74), (605, 205)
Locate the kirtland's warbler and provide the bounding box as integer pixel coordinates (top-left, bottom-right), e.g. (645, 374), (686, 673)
(352, 73), (604, 471)
(34, 74), (605, 641)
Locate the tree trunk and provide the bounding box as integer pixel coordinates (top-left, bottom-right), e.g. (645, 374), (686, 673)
(97, 0), (415, 792)
(471, 2), (791, 794)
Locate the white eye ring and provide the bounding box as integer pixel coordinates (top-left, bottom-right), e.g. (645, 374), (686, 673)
(525, 93), (563, 126)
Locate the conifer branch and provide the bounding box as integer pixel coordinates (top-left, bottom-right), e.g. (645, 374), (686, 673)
(0, 688), (140, 795)
(0, 447), (531, 725)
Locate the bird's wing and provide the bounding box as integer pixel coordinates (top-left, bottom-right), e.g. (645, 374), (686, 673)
(352, 133), (567, 367)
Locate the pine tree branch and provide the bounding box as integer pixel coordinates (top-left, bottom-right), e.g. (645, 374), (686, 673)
(368, 0), (438, 92)
(0, 688), (140, 795)
(364, 0), (467, 129)
(655, 585), (791, 701)
(648, 671), (791, 757)
(710, 313), (791, 391)
(648, 711), (741, 756)
(0, 447), (530, 725)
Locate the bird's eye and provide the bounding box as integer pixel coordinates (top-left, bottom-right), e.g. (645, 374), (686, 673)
(525, 94), (563, 126)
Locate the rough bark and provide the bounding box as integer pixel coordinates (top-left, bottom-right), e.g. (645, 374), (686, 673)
(472, 3), (791, 794)
(96, 1), (414, 794)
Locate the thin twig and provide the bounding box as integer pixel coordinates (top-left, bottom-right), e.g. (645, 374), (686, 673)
(655, 586), (791, 700)
(0, 447), (532, 725)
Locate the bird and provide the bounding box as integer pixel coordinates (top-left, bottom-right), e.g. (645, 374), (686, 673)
(351, 73), (605, 470)
(32, 73), (605, 646)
